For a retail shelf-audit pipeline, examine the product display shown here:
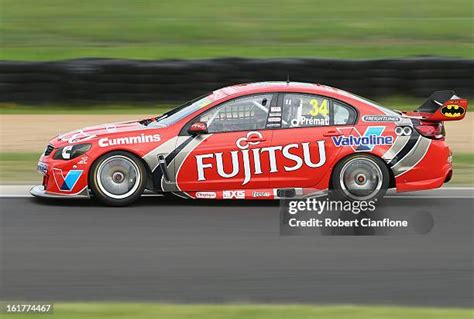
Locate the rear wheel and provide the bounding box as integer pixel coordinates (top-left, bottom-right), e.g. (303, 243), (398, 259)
(331, 154), (389, 201)
(90, 151), (146, 206)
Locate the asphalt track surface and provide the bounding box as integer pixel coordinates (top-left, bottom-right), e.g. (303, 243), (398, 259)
(0, 192), (473, 307)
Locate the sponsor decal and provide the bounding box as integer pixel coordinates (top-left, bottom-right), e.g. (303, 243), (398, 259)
(99, 134), (161, 147)
(223, 190), (246, 199)
(252, 191), (270, 198)
(441, 103), (465, 118)
(266, 123), (281, 127)
(196, 131), (326, 185)
(190, 122), (207, 131)
(362, 115), (401, 122)
(61, 145), (73, 160)
(236, 131), (264, 150)
(267, 117), (281, 123)
(394, 126), (412, 136)
(52, 168), (83, 191)
(195, 191), (217, 199)
(78, 156), (88, 165)
(37, 162), (48, 175)
(332, 127), (393, 151)
(59, 130), (96, 144)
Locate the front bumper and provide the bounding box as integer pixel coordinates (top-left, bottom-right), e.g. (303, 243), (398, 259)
(35, 149), (90, 196)
(30, 185), (90, 199)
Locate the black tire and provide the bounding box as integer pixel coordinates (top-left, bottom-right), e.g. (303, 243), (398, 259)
(330, 154), (390, 201)
(89, 151), (147, 206)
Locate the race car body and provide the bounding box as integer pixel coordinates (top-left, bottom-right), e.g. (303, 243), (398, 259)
(31, 82), (467, 205)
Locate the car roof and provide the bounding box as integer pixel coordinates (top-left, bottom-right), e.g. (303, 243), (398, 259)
(212, 81), (398, 116)
(215, 81), (341, 96)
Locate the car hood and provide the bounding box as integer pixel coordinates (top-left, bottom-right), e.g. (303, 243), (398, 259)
(51, 120), (158, 146)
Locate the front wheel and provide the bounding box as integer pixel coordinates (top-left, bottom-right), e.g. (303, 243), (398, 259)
(90, 151), (147, 206)
(331, 154), (390, 201)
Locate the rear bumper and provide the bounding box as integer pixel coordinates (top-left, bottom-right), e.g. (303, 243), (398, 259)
(396, 175), (449, 192)
(30, 185), (90, 199)
(395, 139), (452, 192)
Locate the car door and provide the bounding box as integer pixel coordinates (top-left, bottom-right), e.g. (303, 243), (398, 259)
(268, 93), (357, 189)
(174, 93), (276, 192)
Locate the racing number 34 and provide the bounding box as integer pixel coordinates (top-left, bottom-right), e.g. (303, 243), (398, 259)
(309, 99), (329, 117)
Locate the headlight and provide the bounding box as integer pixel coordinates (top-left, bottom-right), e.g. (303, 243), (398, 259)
(53, 144), (91, 160)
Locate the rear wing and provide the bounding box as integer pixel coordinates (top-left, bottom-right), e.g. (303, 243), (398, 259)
(404, 90), (468, 122)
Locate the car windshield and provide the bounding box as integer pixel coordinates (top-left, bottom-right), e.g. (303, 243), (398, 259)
(148, 93), (216, 127)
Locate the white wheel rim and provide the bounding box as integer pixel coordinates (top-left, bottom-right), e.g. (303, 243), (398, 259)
(339, 157), (383, 201)
(96, 155), (141, 200)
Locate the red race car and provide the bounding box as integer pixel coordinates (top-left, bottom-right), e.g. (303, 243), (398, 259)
(31, 82), (467, 206)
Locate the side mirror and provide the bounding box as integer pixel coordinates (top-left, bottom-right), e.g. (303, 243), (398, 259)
(188, 122), (208, 135)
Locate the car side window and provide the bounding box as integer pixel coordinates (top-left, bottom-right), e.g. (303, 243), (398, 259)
(199, 94), (273, 133)
(333, 101), (356, 125)
(281, 94), (330, 128)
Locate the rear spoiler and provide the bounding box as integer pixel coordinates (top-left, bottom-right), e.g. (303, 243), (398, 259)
(404, 90), (468, 122)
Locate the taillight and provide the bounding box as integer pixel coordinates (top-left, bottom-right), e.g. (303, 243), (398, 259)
(414, 121), (445, 140)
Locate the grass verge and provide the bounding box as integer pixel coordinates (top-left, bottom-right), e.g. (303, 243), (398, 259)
(1, 0), (473, 60)
(1, 303), (473, 319)
(0, 152), (40, 184)
(1, 152), (472, 185)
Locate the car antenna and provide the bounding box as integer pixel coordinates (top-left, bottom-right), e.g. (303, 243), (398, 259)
(286, 74), (290, 85)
